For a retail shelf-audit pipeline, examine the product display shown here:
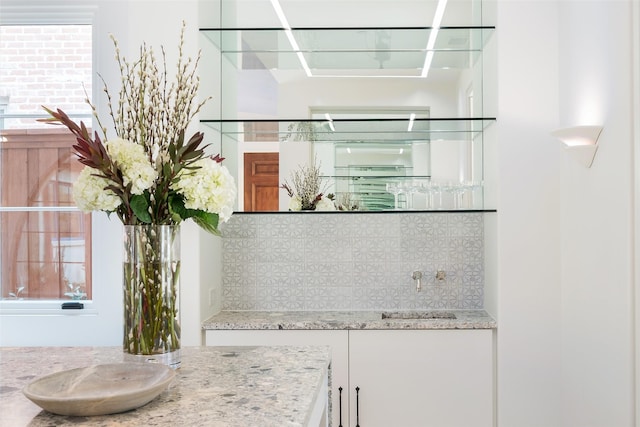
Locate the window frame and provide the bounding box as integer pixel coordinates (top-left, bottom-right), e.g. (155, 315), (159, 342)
(0, 3), (102, 317)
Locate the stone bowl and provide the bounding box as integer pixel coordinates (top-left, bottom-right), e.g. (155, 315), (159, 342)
(23, 363), (175, 416)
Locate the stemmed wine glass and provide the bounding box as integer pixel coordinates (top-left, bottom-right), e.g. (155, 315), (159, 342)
(404, 180), (420, 210)
(386, 182), (403, 209)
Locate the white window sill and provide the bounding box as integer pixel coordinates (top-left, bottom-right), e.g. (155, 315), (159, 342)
(0, 300), (98, 316)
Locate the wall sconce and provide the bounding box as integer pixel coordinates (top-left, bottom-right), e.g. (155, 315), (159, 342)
(551, 125), (603, 168)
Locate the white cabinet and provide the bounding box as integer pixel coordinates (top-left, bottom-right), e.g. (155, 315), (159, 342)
(348, 329), (494, 427)
(205, 329), (494, 427)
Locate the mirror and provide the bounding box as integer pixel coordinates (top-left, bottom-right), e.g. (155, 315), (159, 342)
(198, 0), (496, 212)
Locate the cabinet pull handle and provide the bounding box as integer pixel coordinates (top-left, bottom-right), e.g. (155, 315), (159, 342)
(338, 386), (343, 427)
(355, 386), (360, 427)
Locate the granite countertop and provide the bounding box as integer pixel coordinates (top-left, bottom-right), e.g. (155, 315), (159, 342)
(202, 310), (497, 331)
(0, 346), (330, 427)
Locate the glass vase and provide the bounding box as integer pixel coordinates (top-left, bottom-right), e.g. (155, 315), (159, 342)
(122, 224), (181, 369)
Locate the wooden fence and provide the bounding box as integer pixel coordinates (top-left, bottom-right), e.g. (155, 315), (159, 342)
(1, 128), (92, 300)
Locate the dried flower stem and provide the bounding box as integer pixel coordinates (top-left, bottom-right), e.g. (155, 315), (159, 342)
(98, 21), (211, 168)
(282, 156), (329, 210)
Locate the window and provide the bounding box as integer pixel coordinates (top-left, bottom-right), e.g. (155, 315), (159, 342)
(0, 24), (93, 301)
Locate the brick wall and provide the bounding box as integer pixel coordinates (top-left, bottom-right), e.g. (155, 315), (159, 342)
(0, 24), (93, 299)
(0, 24), (92, 129)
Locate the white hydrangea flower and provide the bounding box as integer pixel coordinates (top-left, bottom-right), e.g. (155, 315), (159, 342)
(106, 138), (157, 195)
(315, 196), (336, 211)
(172, 159), (237, 223)
(73, 166), (121, 212)
(288, 196), (302, 211)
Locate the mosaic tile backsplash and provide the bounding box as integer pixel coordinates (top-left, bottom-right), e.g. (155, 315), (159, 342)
(220, 212), (484, 311)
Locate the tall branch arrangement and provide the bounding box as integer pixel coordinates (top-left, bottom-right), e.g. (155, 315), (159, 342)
(41, 21), (236, 235)
(281, 156), (335, 211)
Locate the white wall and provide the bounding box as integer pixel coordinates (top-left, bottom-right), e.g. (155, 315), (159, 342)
(495, 1), (563, 425)
(496, 1), (637, 426)
(634, 2), (640, 425)
(558, 1), (635, 425)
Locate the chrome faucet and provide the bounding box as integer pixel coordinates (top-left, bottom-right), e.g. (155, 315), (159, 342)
(412, 271), (423, 292)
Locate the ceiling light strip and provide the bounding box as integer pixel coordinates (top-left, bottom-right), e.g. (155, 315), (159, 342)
(408, 113), (416, 131)
(421, 0), (449, 78)
(310, 74), (426, 79)
(325, 113), (336, 131)
(270, 0), (312, 77)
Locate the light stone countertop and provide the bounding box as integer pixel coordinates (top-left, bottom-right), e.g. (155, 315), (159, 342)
(202, 310), (497, 330)
(0, 346), (330, 427)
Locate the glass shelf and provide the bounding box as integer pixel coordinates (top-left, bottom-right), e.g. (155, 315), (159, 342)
(321, 175), (485, 211)
(198, 0), (496, 212)
(200, 118), (496, 144)
(201, 27), (495, 74)
(333, 165), (415, 172)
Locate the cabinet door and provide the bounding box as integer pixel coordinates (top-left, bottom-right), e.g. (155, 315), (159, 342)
(348, 329), (493, 427)
(206, 329), (349, 427)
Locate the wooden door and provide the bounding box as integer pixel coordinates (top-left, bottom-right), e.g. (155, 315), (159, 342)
(243, 152), (279, 211)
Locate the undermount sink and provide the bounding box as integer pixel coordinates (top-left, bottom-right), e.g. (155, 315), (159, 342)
(381, 311), (456, 320)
